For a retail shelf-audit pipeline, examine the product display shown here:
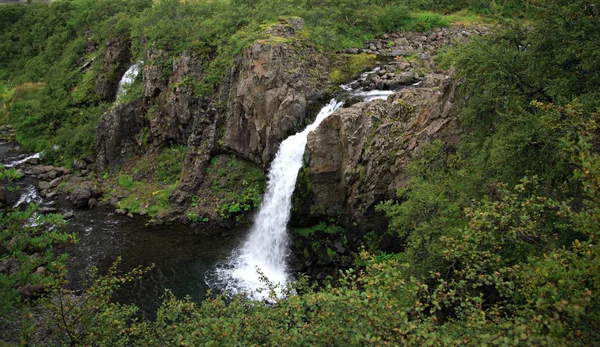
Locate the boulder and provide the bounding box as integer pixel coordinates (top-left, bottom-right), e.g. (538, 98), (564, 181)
(388, 72), (419, 89)
(73, 159), (87, 170)
(69, 184), (92, 208)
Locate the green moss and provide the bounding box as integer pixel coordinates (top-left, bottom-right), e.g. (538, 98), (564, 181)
(329, 53), (377, 84)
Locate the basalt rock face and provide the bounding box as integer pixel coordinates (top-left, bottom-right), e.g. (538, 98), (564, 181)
(95, 19), (332, 207)
(301, 73), (461, 224)
(173, 19), (332, 204)
(96, 38), (132, 102)
(144, 50), (206, 147)
(95, 99), (148, 172)
(221, 21), (330, 168)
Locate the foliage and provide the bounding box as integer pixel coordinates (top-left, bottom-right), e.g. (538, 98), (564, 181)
(0, 164), (23, 181)
(0, 203), (75, 330)
(33, 258), (153, 346)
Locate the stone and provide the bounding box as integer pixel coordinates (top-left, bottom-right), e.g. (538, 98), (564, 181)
(18, 283), (39, 299)
(220, 177), (228, 188)
(73, 159), (87, 170)
(88, 198), (97, 207)
(40, 207), (59, 214)
(301, 73), (461, 223)
(127, 213), (134, 218)
(34, 266), (48, 276)
(115, 209), (127, 215)
(395, 37), (409, 46)
(388, 72), (419, 89)
(69, 184), (92, 208)
(38, 181), (51, 190)
(49, 177), (62, 188)
(95, 100), (149, 172)
(0, 258), (15, 274)
(63, 211), (75, 220)
(25, 157), (40, 165)
(139, 209), (148, 216)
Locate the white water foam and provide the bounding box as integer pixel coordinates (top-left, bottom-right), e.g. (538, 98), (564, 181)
(4, 152), (41, 168)
(212, 99), (344, 299)
(14, 185), (42, 208)
(116, 62), (141, 102)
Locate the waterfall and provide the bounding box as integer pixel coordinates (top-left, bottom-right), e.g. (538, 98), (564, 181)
(210, 68), (394, 299)
(116, 62), (141, 102)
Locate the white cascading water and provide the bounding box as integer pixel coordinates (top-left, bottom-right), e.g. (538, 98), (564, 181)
(211, 68), (394, 299)
(116, 62), (141, 102)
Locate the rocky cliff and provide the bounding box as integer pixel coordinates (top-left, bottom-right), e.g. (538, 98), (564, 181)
(95, 19), (334, 208)
(301, 73), (462, 225)
(221, 21), (330, 168)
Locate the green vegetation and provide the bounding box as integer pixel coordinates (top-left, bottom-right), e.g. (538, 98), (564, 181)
(100, 145), (187, 219)
(0, 202), (76, 330)
(0, 0), (494, 167)
(329, 53), (377, 84)
(187, 154), (265, 224)
(1, 0), (600, 345)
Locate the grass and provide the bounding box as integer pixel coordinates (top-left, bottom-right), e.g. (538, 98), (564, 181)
(101, 146), (187, 220)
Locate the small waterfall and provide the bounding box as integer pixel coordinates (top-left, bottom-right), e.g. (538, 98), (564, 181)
(3, 152), (41, 168)
(211, 68), (395, 299)
(14, 185), (42, 208)
(116, 62), (141, 102)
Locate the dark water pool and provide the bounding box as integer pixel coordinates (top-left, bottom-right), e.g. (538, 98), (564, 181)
(61, 206), (248, 317)
(1, 140), (248, 317)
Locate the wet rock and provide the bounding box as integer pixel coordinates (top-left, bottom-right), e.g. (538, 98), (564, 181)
(25, 157), (40, 165)
(40, 207), (59, 214)
(69, 185), (92, 208)
(219, 218), (235, 229)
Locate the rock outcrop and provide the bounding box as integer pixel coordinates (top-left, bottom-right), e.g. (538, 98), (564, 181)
(301, 73), (462, 222)
(96, 99), (148, 172)
(221, 19), (330, 167)
(172, 19), (332, 204)
(96, 38), (132, 102)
